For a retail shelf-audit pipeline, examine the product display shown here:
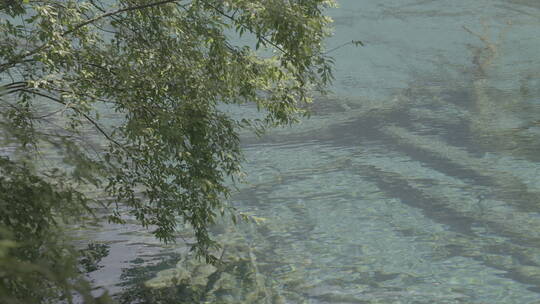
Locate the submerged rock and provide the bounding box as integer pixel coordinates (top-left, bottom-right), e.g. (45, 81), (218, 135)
(144, 267), (190, 288)
(191, 264), (217, 286)
(142, 221), (283, 303)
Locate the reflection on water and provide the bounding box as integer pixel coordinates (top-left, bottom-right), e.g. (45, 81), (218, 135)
(83, 1), (540, 303)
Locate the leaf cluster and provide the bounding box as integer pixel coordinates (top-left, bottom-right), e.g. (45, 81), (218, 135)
(0, 157), (111, 304)
(0, 0), (335, 301)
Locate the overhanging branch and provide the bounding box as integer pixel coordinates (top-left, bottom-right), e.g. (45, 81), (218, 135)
(1, 0), (183, 72)
(201, 1), (288, 56)
(63, 0), (182, 37)
(20, 88), (123, 148)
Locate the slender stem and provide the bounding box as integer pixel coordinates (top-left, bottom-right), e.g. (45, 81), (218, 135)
(21, 88), (123, 148)
(201, 1), (288, 56)
(63, 0), (181, 37)
(0, 0), (182, 72)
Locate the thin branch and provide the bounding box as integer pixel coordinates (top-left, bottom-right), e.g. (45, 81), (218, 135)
(0, 96), (24, 112)
(0, 82), (29, 97)
(77, 60), (117, 75)
(20, 88), (123, 148)
(46, 86), (114, 104)
(463, 26), (489, 45)
(0, 45), (48, 73)
(201, 1), (288, 56)
(2, 81), (28, 90)
(324, 40), (364, 55)
(88, 0), (106, 13)
(32, 107), (70, 119)
(63, 0), (181, 37)
(1, 0), (182, 72)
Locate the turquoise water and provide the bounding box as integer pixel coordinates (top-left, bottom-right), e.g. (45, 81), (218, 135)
(84, 1), (540, 303)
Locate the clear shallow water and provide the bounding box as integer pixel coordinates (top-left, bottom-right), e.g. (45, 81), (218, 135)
(83, 1), (540, 303)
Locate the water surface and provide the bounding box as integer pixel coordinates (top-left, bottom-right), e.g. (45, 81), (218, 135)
(86, 1), (540, 303)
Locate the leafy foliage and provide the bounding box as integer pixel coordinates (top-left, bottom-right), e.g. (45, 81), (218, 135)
(0, 157), (110, 304)
(0, 0), (335, 302)
(79, 242), (111, 273)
